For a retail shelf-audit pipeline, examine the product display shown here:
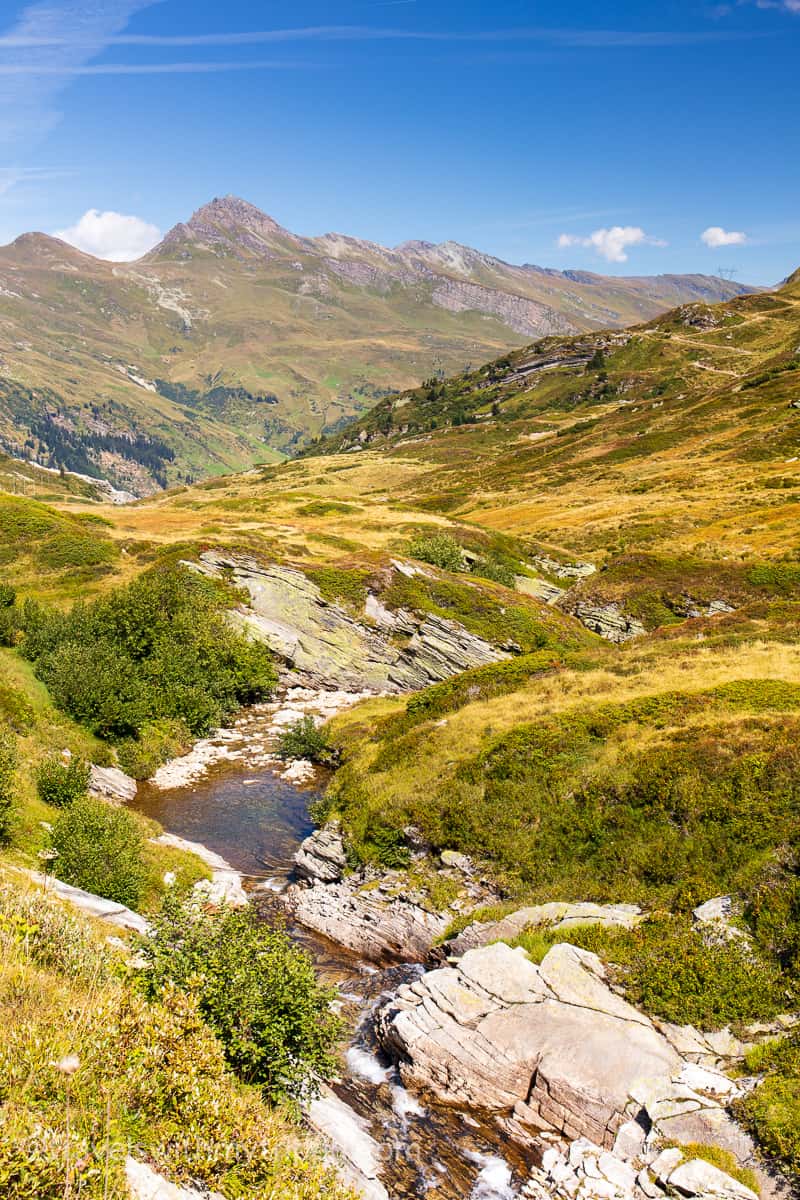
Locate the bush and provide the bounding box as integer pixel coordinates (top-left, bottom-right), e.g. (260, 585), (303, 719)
(0, 730), (17, 843)
(51, 795), (146, 908)
(277, 716), (336, 766)
(21, 565), (277, 740)
(0, 892), (350, 1200)
(142, 894), (342, 1105)
(406, 533), (465, 573)
(0, 585), (17, 647)
(470, 557), (516, 588)
(35, 755), (90, 809)
(738, 1034), (800, 1172)
(511, 916), (792, 1029)
(116, 718), (191, 780)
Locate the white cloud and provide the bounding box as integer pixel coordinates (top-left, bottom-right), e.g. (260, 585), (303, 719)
(701, 225), (748, 248)
(54, 209), (161, 261)
(557, 225), (667, 263)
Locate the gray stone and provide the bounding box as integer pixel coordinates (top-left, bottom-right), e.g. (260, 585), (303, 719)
(692, 896), (749, 946)
(89, 763), (137, 804)
(557, 599), (646, 643)
(532, 554), (597, 581)
(189, 551), (507, 692)
(440, 849), (472, 872)
(285, 877), (450, 962)
(649, 1148), (684, 1185)
(15, 866), (149, 935)
(294, 825), (347, 884)
(126, 1158), (217, 1200)
(668, 1159), (758, 1200)
(447, 901), (642, 956)
(515, 575), (564, 604)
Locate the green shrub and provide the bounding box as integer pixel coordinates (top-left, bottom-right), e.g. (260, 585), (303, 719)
(0, 730), (17, 844)
(36, 532), (117, 571)
(277, 715), (337, 766)
(470, 557), (516, 588)
(35, 755), (90, 809)
(406, 533), (465, 573)
(738, 1034), (800, 1172)
(304, 566), (370, 609)
(512, 917), (792, 1029)
(359, 824), (411, 869)
(745, 863), (800, 973)
(0, 585), (17, 647)
(21, 565), (277, 739)
(142, 894), (342, 1105)
(51, 795), (146, 908)
(116, 718), (191, 780)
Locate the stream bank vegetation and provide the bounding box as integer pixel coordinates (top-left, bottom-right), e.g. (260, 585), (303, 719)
(0, 879), (355, 1200)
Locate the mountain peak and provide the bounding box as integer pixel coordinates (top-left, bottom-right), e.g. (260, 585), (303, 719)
(188, 195), (286, 234)
(153, 195), (299, 259)
(0, 231), (95, 267)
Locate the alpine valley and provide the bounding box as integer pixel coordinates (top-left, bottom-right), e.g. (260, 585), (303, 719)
(0, 196), (753, 495)
(2, 227), (800, 1200)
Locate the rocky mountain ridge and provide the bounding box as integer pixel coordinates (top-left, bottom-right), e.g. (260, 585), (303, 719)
(0, 195), (754, 492)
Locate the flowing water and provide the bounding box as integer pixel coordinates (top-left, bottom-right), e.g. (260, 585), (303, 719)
(132, 711), (536, 1200)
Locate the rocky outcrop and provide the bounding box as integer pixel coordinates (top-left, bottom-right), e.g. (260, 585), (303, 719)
(446, 901), (642, 956)
(13, 866), (149, 935)
(532, 555), (597, 581)
(558, 600), (646, 643)
(89, 763), (138, 804)
(125, 1157), (223, 1200)
(286, 876), (451, 963)
(515, 575), (564, 604)
(522, 1141), (762, 1200)
(294, 825), (348, 884)
(375, 942), (762, 1167)
(188, 551), (506, 693)
(431, 278), (574, 338)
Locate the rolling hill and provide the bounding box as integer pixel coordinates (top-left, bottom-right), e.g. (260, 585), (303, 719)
(0, 195), (753, 494)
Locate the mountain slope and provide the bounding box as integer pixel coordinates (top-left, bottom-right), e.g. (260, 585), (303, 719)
(0, 196), (753, 493)
(312, 278), (800, 559)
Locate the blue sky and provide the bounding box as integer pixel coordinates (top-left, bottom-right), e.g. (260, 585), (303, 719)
(0, 0), (798, 284)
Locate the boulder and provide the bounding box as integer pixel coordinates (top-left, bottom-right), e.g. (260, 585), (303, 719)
(125, 1158), (223, 1200)
(89, 764), (137, 804)
(667, 1159), (758, 1200)
(285, 877), (450, 963)
(692, 896), (749, 946)
(294, 825), (348, 884)
(375, 941), (757, 1159)
(447, 901), (642, 956)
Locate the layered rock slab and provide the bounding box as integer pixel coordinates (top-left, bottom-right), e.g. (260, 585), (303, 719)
(375, 942), (758, 1159)
(189, 551), (506, 692)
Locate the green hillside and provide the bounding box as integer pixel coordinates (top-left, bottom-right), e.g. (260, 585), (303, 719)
(0, 196), (752, 494)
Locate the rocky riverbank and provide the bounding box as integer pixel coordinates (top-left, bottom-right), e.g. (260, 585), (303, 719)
(285, 825), (500, 963)
(282, 823), (793, 1200)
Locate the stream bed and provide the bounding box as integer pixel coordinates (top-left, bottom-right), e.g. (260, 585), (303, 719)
(131, 700), (536, 1200)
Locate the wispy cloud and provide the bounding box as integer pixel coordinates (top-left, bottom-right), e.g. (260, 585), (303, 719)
(0, 165), (69, 195)
(0, 60), (311, 75)
(0, 23), (768, 50)
(0, 0), (159, 146)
